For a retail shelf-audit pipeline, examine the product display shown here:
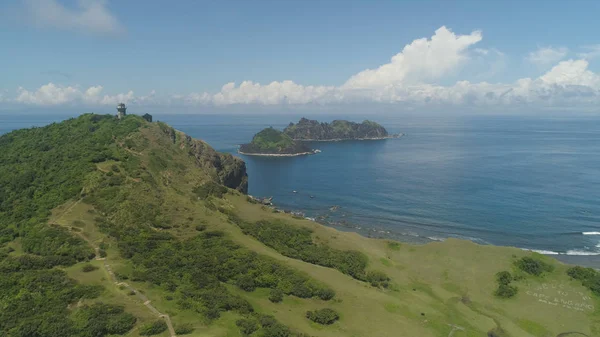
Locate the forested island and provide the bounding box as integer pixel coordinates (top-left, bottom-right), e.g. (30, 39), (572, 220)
(284, 118), (402, 141)
(238, 127), (319, 156)
(0, 113), (596, 337)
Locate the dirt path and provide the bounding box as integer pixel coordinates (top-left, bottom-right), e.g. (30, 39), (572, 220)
(57, 200), (177, 337)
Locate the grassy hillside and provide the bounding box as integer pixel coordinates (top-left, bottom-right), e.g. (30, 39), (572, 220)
(0, 114), (598, 337)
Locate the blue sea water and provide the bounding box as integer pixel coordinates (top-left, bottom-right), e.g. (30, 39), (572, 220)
(2, 112), (600, 262)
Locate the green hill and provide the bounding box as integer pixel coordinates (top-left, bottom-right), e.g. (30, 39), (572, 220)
(239, 127), (314, 155)
(284, 118), (396, 140)
(0, 114), (598, 337)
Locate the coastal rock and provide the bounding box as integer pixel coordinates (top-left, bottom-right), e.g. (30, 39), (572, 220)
(159, 124), (248, 193)
(284, 118), (394, 140)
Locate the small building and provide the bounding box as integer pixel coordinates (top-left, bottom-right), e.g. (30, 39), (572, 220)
(117, 103), (127, 119)
(142, 113), (153, 122)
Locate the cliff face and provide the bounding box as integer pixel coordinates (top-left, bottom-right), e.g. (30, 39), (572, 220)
(284, 118), (389, 140)
(158, 126), (248, 193)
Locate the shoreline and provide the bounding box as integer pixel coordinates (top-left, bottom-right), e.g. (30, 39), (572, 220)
(238, 150), (319, 157)
(292, 133), (404, 142)
(262, 202), (600, 269)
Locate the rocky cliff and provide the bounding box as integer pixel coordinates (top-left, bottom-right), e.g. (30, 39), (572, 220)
(159, 125), (248, 193)
(284, 118), (392, 140)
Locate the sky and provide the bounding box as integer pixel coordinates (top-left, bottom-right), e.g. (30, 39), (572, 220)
(2, 0), (600, 113)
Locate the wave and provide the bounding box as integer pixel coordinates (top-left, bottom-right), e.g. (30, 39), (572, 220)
(521, 248), (560, 255)
(521, 248), (600, 256)
(426, 236), (446, 242)
(582, 231), (600, 235)
(566, 250), (600, 256)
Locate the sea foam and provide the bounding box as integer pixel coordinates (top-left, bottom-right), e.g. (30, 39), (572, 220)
(582, 231), (600, 235)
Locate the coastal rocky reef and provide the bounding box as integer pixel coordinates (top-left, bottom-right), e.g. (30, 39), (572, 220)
(284, 118), (396, 140)
(239, 127), (315, 155)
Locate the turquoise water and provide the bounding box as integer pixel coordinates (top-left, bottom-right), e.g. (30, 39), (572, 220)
(3, 112), (600, 260)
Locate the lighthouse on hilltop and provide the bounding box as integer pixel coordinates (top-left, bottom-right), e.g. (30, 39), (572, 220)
(117, 103), (127, 119)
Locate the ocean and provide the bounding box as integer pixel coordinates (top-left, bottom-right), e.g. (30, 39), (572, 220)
(2, 112), (600, 266)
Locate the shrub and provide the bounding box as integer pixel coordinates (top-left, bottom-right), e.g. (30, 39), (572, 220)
(515, 257), (554, 276)
(306, 308), (339, 325)
(567, 266), (600, 296)
(139, 320), (168, 336)
(81, 264), (99, 272)
(366, 270), (390, 288)
(195, 224), (207, 232)
(495, 284), (518, 298)
(269, 288), (284, 303)
(193, 181), (228, 199)
(174, 323), (194, 335)
(495, 271), (513, 285)
(99, 249), (107, 258)
(317, 288), (336, 301)
(236, 318), (258, 335)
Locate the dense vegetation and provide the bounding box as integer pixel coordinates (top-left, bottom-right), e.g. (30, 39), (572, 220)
(239, 127), (313, 154)
(228, 216), (389, 287)
(284, 117), (391, 140)
(567, 266), (600, 296)
(0, 114), (144, 336)
(306, 308), (339, 325)
(0, 269), (122, 336)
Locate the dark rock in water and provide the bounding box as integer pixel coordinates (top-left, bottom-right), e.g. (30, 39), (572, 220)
(284, 117), (397, 140)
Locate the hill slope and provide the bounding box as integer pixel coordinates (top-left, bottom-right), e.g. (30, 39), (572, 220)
(239, 127), (314, 155)
(0, 114), (598, 337)
(284, 118), (395, 140)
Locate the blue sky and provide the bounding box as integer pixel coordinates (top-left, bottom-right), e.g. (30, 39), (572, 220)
(2, 0), (600, 112)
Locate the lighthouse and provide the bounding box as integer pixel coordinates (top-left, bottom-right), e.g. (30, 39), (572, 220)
(117, 103), (127, 119)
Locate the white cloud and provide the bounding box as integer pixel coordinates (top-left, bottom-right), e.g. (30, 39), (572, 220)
(14, 83), (143, 106)
(343, 26), (482, 89)
(526, 47), (568, 67)
(23, 0), (123, 34)
(6, 26), (600, 110)
(539, 59), (600, 87)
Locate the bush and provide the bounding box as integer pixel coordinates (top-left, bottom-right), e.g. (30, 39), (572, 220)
(139, 320), (168, 336)
(269, 288), (284, 303)
(193, 181), (228, 199)
(236, 318), (259, 335)
(495, 284), (518, 298)
(495, 271), (513, 285)
(174, 323), (194, 335)
(366, 270), (390, 288)
(317, 288), (336, 301)
(567, 266), (600, 296)
(99, 249), (107, 258)
(306, 308), (339, 325)
(195, 224), (207, 231)
(82, 264), (99, 272)
(515, 257), (554, 276)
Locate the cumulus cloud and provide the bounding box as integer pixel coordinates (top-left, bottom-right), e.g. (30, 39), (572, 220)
(343, 26), (482, 89)
(23, 0), (123, 34)
(526, 47), (568, 67)
(6, 26), (600, 110)
(15, 83), (144, 106)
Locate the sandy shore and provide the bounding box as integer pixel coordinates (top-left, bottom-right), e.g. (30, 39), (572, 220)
(293, 133), (404, 142)
(237, 150), (318, 157)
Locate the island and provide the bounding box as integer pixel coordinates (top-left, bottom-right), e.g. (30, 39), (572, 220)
(284, 117), (402, 141)
(238, 127), (319, 156)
